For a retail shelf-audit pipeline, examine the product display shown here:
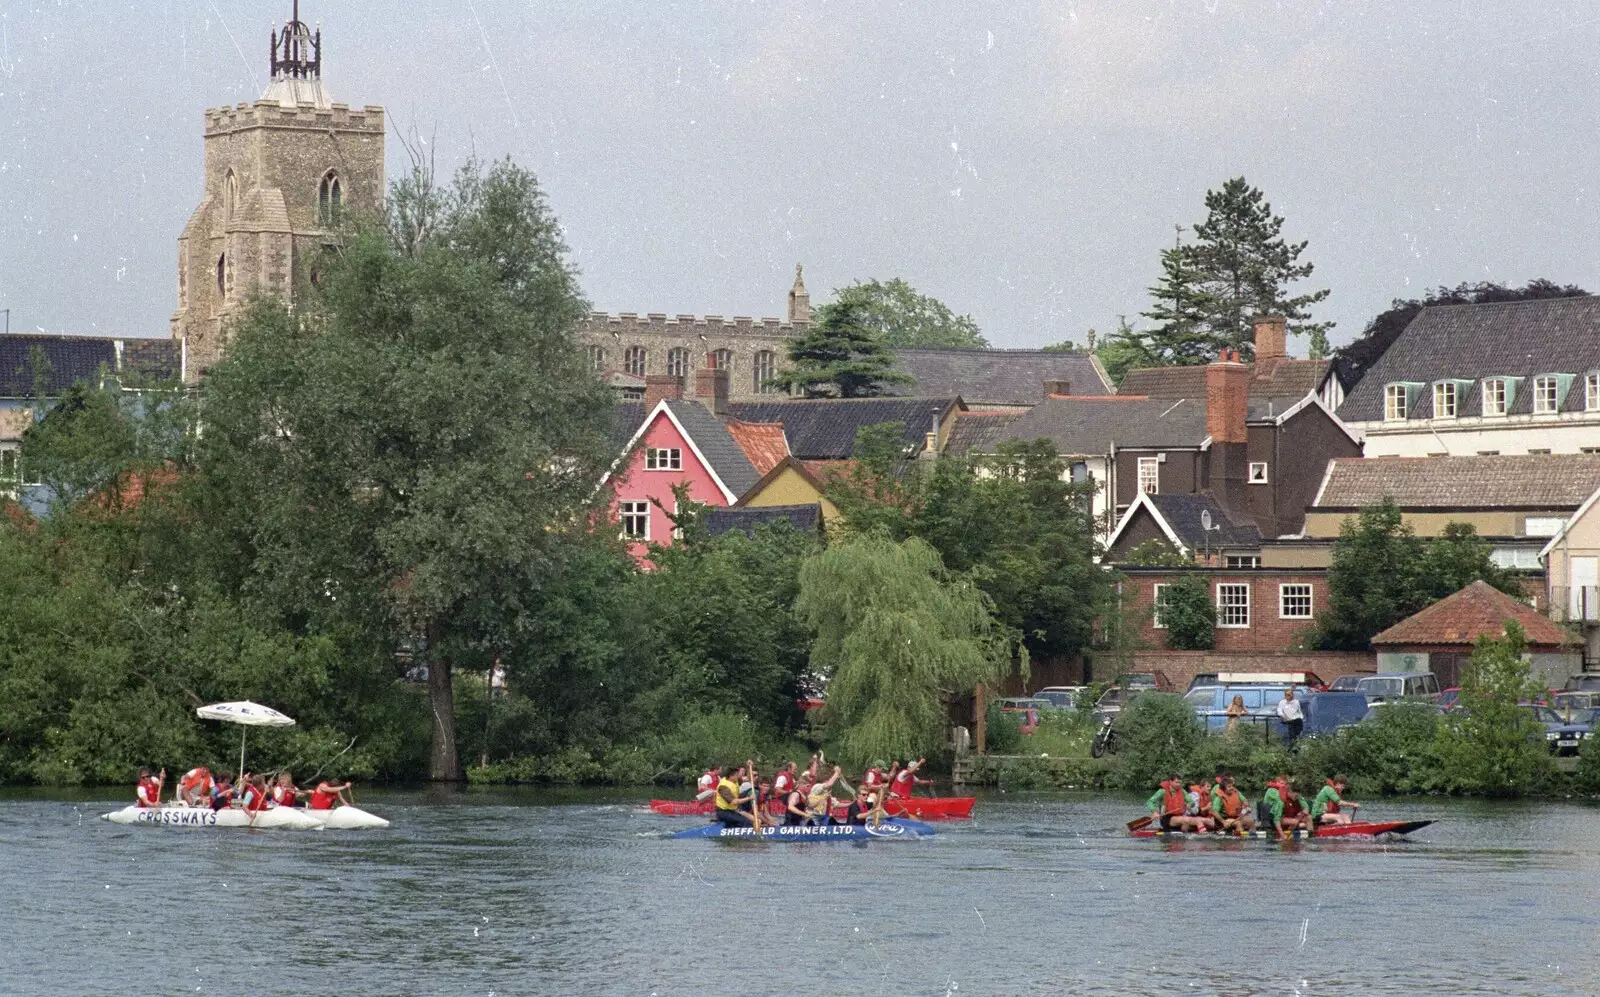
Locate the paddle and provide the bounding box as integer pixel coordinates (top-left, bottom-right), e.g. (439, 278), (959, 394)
(1126, 814), (1154, 832)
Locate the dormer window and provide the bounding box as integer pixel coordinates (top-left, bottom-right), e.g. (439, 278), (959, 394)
(1384, 383), (1410, 421)
(1482, 378), (1508, 417)
(1432, 381), (1457, 419)
(1586, 373), (1600, 411)
(1533, 375), (1560, 414)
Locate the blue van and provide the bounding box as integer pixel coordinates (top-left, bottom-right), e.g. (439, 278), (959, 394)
(1186, 682), (1315, 736)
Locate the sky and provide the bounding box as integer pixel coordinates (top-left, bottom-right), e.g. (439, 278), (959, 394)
(3, 1), (1600, 354)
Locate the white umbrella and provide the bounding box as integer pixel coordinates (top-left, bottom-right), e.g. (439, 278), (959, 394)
(196, 701), (296, 782)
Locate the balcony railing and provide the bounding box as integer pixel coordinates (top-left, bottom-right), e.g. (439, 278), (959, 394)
(1552, 586), (1600, 624)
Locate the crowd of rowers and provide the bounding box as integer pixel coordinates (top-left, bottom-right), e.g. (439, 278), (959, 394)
(134, 766), (355, 812)
(698, 756), (930, 828)
(1146, 773), (1360, 838)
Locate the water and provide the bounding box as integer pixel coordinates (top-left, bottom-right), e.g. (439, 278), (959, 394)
(3, 787), (1598, 996)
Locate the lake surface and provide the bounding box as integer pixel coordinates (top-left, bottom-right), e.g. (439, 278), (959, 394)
(3, 787), (1598, 995)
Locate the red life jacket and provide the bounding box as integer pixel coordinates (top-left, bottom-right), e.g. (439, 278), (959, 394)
(863, 768), (884, 787)
(135, 777), (161, 808)
(890, 770), (916, 798)
(242, 785), (272, 812)
(309, 787), (339, 810)
(773, 771), (794, 794)
(178, 768), (212, 800)
(697, 771), (717, 792)
(1161, 781), (1186, 816)
(1282, 793), (1304, 818)
(272, 783), (298, 807)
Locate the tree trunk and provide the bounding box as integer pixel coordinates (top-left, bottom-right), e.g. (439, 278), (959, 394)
(426, 623), (464, 782)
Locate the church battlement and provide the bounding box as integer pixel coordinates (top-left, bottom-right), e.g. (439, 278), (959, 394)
(204, 101), (386, 135)
(583, 311), (807, 337)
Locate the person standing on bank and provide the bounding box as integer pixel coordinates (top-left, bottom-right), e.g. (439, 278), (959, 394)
(1276, 687), (1305, 746)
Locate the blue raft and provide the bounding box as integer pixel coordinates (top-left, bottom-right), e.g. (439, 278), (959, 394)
(672, 819), (936, 841)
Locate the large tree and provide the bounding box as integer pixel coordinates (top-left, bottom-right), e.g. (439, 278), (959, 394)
(198, 158), (618, 781)
(817, 278), (988, 349)
(772, 301), (913, 398)
(1139, 241), (1224, 365)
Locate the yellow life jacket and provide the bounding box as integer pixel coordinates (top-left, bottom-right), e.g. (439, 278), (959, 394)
(714, 777), (740, 811)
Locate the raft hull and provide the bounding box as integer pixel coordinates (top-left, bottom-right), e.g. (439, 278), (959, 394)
(649, 796), (975, 820)
(297, 806), (391, 829)
(673, 818), (936, 841)
(1130, 819), (1433, 840)
(101, 805), (323, 830)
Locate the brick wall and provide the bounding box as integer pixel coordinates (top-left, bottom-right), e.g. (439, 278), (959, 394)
(1113, 650), (1375, 691)
(577, 313), (803, 401)
(1120, 569), (1328, 653)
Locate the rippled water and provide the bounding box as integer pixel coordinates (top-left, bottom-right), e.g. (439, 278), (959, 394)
(3, 787), (1599, 995)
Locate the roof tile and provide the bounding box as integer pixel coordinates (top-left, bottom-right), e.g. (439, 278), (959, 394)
(1372, 580), (1574, 647)
(888, 348), (1108, 405)
(1315, 455), (1600, 509)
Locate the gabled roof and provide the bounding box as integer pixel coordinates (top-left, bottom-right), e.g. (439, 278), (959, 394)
(1338, 296), (1600, 422)
(887, 348), (1110, 406)
(1105, 491), (1261, 557)
(999, 395), (1208, 455)
(663, 400), (759, 500)
(1118, 359), (1331, 401)
(726, 397), (960, 460)
(1371, 580), (1574, 647)
(704, 503), (822, 539)
(943, 409), (1028, 455)
(724, 419), (789, 475)
(733, 455), (828, 507)
(1313, 455), (1600, 510)
(1, 335), (115, 396)
(1541, 484), (1600, 559)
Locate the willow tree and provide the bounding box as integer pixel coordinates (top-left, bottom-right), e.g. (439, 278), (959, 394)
(796, 535), (1020, 761)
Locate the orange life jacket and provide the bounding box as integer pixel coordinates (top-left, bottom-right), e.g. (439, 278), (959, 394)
(1218, 788), (1243, 818)
(1161, 781), (1186, 816)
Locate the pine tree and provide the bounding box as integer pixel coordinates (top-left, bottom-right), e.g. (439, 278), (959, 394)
(772, 301), (913, 398)
(1140, 242), (1225, 365)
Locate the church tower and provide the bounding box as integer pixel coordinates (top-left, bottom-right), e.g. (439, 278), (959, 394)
(171, 2), (385, 379)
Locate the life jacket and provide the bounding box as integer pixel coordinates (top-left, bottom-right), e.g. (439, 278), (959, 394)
(713, 777), (741, 811)
(1322, 782), (1342, 814)
(178, 768), (212, 802)
(242, 784), (273, 812)
(889, 770), (916, 798)
(272, 783), (298, 807)
(696, 771), (717, 792)
(135, 777), (161, 808)
(1218, 788), (1243, 818)
(1161, 781), (1186, 816)
(863, 768), (884, 787)
(309, 786), (340, 810)
(1282, 793), (1304, 818)
(773, 771), (794, 795)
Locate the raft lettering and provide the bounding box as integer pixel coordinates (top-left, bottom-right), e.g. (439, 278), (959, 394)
(139, 809), (217, 826)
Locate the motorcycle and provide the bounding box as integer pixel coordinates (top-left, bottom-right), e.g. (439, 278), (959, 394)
(1090, 714), (1119, 758)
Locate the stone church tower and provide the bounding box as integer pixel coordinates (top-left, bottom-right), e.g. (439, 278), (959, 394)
(170, 3), (385, 379)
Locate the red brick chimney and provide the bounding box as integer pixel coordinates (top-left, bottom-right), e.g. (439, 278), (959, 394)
(1252, 315), (1287, 378)
(694, 366), (730, 416)
(643, 374), (682, 411)
(1206, 350), (1249, 445)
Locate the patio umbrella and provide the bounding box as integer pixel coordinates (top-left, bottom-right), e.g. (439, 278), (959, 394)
(196, 701), (296, 782)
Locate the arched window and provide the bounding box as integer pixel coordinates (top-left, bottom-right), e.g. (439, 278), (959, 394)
(586, 345), (606, 371)
(666, 347), (690, 378)
(710, 348), (733, 372)
(318, 170), (342, 226)
(753, 350), (777, 394)
(223, 170), (239, 226)
(216, 254), (226, 296)
(624, 346), (647, 377)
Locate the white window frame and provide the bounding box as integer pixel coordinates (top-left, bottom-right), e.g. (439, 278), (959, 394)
(644, 447), (682, 471)
(1279, 583), (1313, 620)
(667, 347), (690, 379)
(1586, 373), (1600, 412)
(1432, 381), (1457, 419)
(1151, 583), (1169, 628)
(1384, 383), (1408, 421)
(1482, 378), (1507, 417)
(1137, 456), (1160, 495)
(1225, 555), (1261, 569)
(619, 500), (650, 540)
(624, 346), (647, 377)
(1248, 462), (1268, 484)
(1533, 375), (1560, 415)
(1216, 583), (1250, 628)
(711, 348), (733, 372)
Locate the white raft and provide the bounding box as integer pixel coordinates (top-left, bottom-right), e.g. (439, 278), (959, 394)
(101, 804), (387, 830)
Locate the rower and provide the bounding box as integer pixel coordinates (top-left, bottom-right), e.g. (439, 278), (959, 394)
(807, 765), (844, 826)
(210, 773), (235, 811)
(1312, 776), (1358, 826)
(1185, 783), (1217, 833)
(888, 758), (931, 799)
(240, 774), (273, 813)
(844, 786), (876, 826)
(772, 762), (798, 800)
(272, 772), (301, 808)
(782, 776), (810, 826)
(1280, 784), (1312, 834)
(1145, 775), (1195, 832)
(695, 765), (721, 803)
(176, 766), (213, 807)
(1210, 774), (1256, 835)
(861, 763), (886, 793)
(135, 767), (165, 809)
(308, 779), (353, 811)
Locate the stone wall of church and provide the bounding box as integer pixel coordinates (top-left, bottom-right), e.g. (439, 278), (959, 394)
(577, 313), (806, 400)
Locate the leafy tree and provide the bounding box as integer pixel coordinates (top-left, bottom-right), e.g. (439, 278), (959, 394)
(1332, 279), (1589, 389)
(1158, 576), (1216, 651)
(796, 535), (1019, 762)
(1434, 623), (1550, 794)
(1109, 692), (1205, 790)
(19, 381), (195, 511)
(198, 157), (617, 781)
(818, 278), (988, 349)
(772, 301), (913, 398)
(1124, 538), (1191, 567)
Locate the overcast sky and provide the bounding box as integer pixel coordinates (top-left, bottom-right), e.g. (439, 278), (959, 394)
(3, 1), (1600, 353)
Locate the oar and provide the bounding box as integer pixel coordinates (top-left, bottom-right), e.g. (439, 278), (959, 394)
(1127, 814), (1154, 832)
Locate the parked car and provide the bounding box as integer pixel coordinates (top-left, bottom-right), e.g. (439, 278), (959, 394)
(1526, 704), (1596, 756)
(1328, 674), (1370, 692)
(1092, 680), (1167, 722)
(1356, 673), (1441, 705)
(1215, 670), (1328, 691)
(1552, 691), (1600, 714)
(1438, 687), (1463, 712)
(1562, 674), (1600, 692)
(1116, 671), (1176, 692)
(1303, 691), (1369, 735)
(1186, 672), (1219, 692)
(996, 697), (1042, 735)
(1033, 686), (1085, 710)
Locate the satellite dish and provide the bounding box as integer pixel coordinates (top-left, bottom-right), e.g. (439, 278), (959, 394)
(1201, 510), (1213, 532)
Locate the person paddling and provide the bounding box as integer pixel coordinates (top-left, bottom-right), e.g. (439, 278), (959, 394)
(844, 786), (877, 826)
(861, 763), (886, 793)
(695, 765), (722, 803)
(210, 773), (235, 811)
(308, 778), (353, 810)
(135, 767), (165, 809)
(1280, 784), (1312, 835)
(807, 765), (845, 826)
(1210, 774), (1256, 835)
(782, 776), (811, 826)
(772, 762), (798, 801)
(240, 774), (273, 813)
(1146, 776), (1197, 832)
(177, 766), (213, 807)
(1185, 783), (1217, 834)
(713, 765), (754, 828)
(271, 772), (301, 808)
(888, 759), (931, 800)
(1312, 776), (1358, 826)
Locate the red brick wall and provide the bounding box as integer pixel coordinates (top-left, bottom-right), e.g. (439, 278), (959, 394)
(1114, 650), (1375, 691)
(1120, 570), (1327, 653)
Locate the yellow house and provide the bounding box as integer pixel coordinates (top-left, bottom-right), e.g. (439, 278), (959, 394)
(734, 457), (840, 522)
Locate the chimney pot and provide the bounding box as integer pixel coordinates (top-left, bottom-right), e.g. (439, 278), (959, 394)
(643, 374), (682, 411)
(694, 366), (730, 416)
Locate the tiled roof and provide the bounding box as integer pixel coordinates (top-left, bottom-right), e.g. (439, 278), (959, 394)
(726, 397), (959, 460)
(1118, 359), (1330, 401)
(1001, 395), (1208, 455)
(943, 409), (1027, 455)
(120, 339), (182, 382)
(664, 399), (759, 498)
(611, 403), (647, 453)
(704, 503), (821, 539)
(0, 335), (116, 396)
(1314, 455), (1600, 509)
(1338, 297), (1600, 422)
(887, 348), (1109, 406)
(1148, 493), (1262, 549)
(1372, 580), (1574, 647)
(724, 420), (789, 475)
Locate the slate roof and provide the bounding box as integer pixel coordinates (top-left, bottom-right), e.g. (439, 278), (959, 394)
(887, 348), (1109, 406)
(1147, 493), (1262, 549)
(1118, 359), (1330, 401)
(1372, 580), (1574, 647)
(611, 403), (647, 453)
(0, 335), (116, 396)
(664, 399), (759, 498)
(1338, 297), (1600, 422)
(724, 420), (789, 475)
(1000, 396), (1208, 455)
(703, 504), (822, 539)
(726, 397), (959, 460)
(120, 340), (183, 383)
(1314, 455), (1600, 509)
(943, 409), (1027, 455)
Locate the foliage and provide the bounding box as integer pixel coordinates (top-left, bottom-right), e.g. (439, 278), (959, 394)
(772, 301), (913, 398)
(983, 699), (1024, 754)
(818, 278), (987, 349)
(1140, 240), (1223, 364)
(797, 535), (1020, 763)
(1314, 499), (1520, 651)
(1124, 538), (1191, 568)
(1435, 624), (1552, 794)
(20, 381), (197, 511)
(1158, 576), (1216, 651)
(1107, 692), (1205, 790)
(1089, 317), (1155, 385)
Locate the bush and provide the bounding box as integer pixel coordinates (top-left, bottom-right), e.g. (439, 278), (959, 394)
(1159, 576), (1216, 651)
(1109, 693), (1205, 789)
(983, 700), (1025, 754)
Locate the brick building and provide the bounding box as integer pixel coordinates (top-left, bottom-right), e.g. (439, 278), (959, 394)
(1117, 567), (1329, 654)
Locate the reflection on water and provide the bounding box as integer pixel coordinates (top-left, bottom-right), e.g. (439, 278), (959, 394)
(2, 788), (1599, 995)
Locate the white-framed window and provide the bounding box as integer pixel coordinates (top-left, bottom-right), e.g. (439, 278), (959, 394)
(624, 346), (647, 377)
(1216, 583), (1250, 628)
(1225, 555), (1260, 569)
(317, 170), (342, 225)
(1525, 517), (1567, 538)
(1137, 456), (1159, 495)
(619, 501), (650, 540)
(1482, 378), (1507, 416)
(1384, 383), (1408, 421)
(1533, 375), (1560, 415)
(1279, 583), (1313, 619)
(1151, 583), (1169, 628)
(753, 350), (777, 394)
(710, 348), (733, 372)
(1433, 381), (1457, 419)
(667, 347), (690, 379)
(1587, 373), (1600, 412)
(1248, 462), (1268, 484)
(645, 447), (682, 471)
(586, 345), (606, 371)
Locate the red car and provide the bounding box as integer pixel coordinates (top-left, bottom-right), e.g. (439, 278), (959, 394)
(997, 697), (1042, 735)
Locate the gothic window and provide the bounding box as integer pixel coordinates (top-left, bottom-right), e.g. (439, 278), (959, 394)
(710, 348), (733, 372)
(667, 347), (690, 378)
(753, 350), (777, 394)
(224, 170), (239, 226)
(318, 171), (342, 226)
(216, 254), (226, 297)
(586, 345), (606, 371)
(624, 346), (647, 377)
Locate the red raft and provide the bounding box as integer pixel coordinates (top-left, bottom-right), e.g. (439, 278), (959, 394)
(1131, 819), (1433, 840)
(649, 796), (976, 820)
